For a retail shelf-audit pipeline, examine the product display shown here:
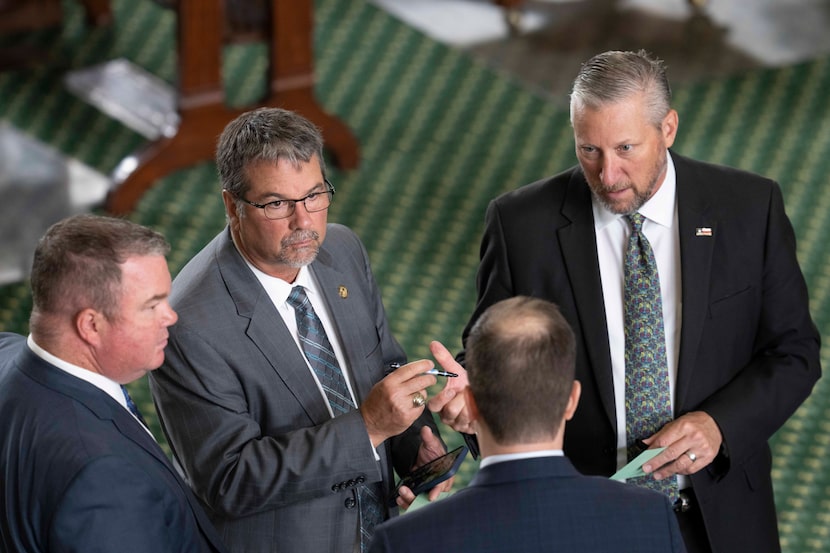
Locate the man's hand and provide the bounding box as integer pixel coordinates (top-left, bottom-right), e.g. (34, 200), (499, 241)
(641, 411), (723, 479)
(394, 427), (455, 511)
(426, 341), (474, 434)
(361, 360), (436, 448)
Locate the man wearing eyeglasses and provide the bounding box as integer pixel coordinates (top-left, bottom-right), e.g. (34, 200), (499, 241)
(148, 108), (450, 553)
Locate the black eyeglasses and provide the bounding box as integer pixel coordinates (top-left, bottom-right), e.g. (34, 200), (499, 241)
(230, 179), (335, 220)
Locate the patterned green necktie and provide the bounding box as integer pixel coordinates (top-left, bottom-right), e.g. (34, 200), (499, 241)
(623, 213), (678, 501)
(286, 286), (385, 552)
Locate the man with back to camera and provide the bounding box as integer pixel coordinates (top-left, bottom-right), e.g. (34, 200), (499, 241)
(148, 107), (452, 553)
(0, 214), (229, 553)
(369, 296), (687, 553)
(428, 50), (821, 553)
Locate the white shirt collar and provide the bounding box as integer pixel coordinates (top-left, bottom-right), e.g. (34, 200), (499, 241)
(246, 263), (316, 303)
(26, 334), (127, 409)
(479, 449), (564, 469)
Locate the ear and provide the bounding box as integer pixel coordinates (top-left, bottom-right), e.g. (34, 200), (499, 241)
(75, 308), (105, 347)
(662, 109), (679, 149)
(463, 387), (481, 433)
(222, 189), (240, 222)
(564, 380), (581, 421)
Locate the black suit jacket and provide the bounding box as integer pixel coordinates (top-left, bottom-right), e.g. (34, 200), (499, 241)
(0, 333), (227, 553)
(461, 153), (821, 552)
(369, 456), (686, 553)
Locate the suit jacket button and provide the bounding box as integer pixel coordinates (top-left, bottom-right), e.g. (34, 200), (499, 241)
(344, 497), (357, 509)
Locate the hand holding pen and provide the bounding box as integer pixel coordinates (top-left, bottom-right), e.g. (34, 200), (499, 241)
(384, 359), (458, 410)
(361, 359), (439, 447)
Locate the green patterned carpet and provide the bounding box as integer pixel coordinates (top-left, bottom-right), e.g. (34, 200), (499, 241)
(1, 1), (830, 550)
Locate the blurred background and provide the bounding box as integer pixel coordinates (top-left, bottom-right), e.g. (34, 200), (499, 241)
(1, 1), (830, 550)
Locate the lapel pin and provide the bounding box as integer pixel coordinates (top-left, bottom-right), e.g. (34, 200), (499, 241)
(695, 227), (713, 237)
(338, 285), (348, 299)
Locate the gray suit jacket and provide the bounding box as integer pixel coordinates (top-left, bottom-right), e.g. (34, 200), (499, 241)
(150, 224), (439, 552)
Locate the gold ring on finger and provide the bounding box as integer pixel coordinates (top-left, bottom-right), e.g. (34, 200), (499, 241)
(412, 393), (426, 408)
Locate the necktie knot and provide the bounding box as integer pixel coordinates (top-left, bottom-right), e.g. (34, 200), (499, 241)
(287, 286), (310, 311)
(626, 212), (645, 233)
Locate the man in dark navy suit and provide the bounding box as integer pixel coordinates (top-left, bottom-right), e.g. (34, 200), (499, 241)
(369, 296), (686, 553)
(0, 214), (228, 553)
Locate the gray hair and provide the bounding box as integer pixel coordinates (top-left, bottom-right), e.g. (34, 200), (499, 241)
(569, 50), (672, 128)
(216, 108), (326, 215)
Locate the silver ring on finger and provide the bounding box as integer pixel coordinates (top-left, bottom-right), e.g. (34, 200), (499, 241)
(686, 451), (697, 462)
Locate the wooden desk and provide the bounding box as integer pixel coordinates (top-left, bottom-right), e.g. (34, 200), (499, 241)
(0, 0), (111, 70)
(106, 0), (359, 214)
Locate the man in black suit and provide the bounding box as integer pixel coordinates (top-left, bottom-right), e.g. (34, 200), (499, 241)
(429, 50), (821, 553)
(0, 214), (228, 553)
(370, 296), (686, 553)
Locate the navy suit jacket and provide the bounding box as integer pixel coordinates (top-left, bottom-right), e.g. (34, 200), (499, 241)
(0, 333), (228, 553)
(149, 224), (440, 552)
(369, 456), (686, 553)
(460, 153), (821, 552)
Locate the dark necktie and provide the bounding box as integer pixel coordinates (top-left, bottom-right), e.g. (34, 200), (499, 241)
(121, 385), (149, 428)
(286, 286), (384, 551)
(623, 213), (678, 501)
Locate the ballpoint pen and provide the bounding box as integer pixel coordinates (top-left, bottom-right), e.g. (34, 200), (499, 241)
(424, 368), (459, 378)
(387, 362), (458, 378)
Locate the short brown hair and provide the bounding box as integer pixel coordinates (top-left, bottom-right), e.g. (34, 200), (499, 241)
(29, 214), (169, 334)
(467, 296), (576, 444)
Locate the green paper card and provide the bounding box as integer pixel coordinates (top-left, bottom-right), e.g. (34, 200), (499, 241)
(610, 447), (666, 481)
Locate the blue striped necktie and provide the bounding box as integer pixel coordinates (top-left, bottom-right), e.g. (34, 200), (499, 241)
(623, 213), (678, 501)
(121, 385), (148, 428)
(286, 286), (384, 551)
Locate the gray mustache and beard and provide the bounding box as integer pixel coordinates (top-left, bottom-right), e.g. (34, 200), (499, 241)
(585, 151), (667, 215)
(278, 229), (321, 268)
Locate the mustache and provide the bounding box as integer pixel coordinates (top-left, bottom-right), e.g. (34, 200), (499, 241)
(282, 230), (320, 246)
(596, 182), (629, 194)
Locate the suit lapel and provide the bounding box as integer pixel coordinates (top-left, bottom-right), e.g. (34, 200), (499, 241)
(559, 172), (617, 430)
(94, 397), (225, 551)
(674, 156), (717, 410)
(22, 349), (180, 472)
(215, 230), (333, 425)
